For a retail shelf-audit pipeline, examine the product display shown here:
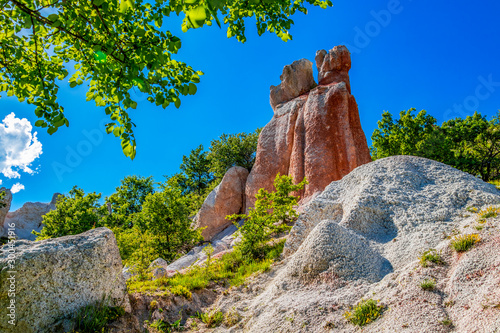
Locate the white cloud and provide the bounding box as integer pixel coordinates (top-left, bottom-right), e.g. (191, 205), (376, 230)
(10, 183), (25, 194)
(0, 113), (43, 185)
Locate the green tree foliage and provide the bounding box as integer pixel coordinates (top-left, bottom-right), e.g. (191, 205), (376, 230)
(1, 0), (332, 159)
(104, 175), (154, 227)
(370, 109), (441, 159)
(139, 187), (202, 262)
(227, 174), (307, 258)
(371, 109), (500, 181)
(179, 145), (214, 195)
(207, 129), (261, 179)
(33, 186), (106, 239)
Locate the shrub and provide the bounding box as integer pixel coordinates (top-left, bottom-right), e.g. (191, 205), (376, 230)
(419, 249), (444, 267)
(450, 234), (480, 252)
(344, 299), (384, 327)
(227, 174), (307, 259)
(34, 187), (105, 240)
(478, 205), (500, 221)
(72, 297), (125, 333)
(170, 285), (192, 299)
(196, 308), (224, 328)
(420, 279), (436, 291)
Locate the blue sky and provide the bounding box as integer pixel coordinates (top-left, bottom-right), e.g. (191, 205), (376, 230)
(2, 0), (500, 210)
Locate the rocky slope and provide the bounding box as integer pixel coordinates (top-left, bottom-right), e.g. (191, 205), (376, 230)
(199, 156), (500, 332)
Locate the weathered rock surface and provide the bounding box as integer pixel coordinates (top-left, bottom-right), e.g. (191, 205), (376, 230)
(1, 193), (60, 240)
(0, 188), (12, 238)
(315, 45), (352, 90)
(3, 193), (60, 240)
(207, 156), (500, 333)
(193, 166), (249, 241)
(0, 227), (130, 333)
(245, 46), (372, 209)
(270, 59), (316, 110)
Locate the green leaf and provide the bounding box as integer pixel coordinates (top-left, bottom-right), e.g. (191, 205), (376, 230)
(187, 6), (207, 28)
(188, 83), (197, 95)
(119, 0), (134, 13)
(34, 120), (45, 127)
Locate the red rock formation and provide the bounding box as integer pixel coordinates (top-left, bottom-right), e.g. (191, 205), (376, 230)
(245, 46), (372, 209)
(193, 166), (249, 241)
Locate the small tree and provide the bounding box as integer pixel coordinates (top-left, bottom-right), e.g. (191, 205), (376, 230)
(139, 188), (202, 262)
(104, 175), (155, 228)
(34, 186), (106, 240)
(227, 174), (307, 259)
(180, 145), (214, 196)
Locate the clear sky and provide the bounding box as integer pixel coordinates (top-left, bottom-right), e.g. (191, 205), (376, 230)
(2, 0), (500, 210)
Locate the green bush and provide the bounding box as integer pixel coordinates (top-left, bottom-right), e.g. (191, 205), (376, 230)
(33, 187), (105, 240)
(344, 299), (384, 327)
(196, 308), (224, 328)
(227, 174), (307, 258)
(419, 249), (444, 267)
(450, 234), (480, 252)
(420, 279), (436, 291)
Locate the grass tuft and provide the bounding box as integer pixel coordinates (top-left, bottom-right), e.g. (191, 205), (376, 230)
(420, 278), (436, 291)
(196, 308), (224, 328)
(450, 234), (480, 252)
(344, 299), (384, 327)
(419, 249), (444, 267)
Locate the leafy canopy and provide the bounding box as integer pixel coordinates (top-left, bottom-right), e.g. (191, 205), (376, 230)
(1, 0), (332, 159)
(138, 187), (202, 262)
(371, 109), (500, 181)
(207, 128), (261, 179)
(33, 186), (106, 239)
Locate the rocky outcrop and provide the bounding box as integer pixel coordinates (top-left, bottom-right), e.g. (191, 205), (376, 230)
(193, 166), (249, 241)
(269, 59), (317, 110)
(3, 193), (60, 240)
(0, 188), (12, 238)
(245, 45), (372, 209)
(210, 156), (500, 332)
(0, 227), (130, 333)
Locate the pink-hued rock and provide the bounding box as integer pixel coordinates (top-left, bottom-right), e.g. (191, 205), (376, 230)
(245, 46), (372, 209)
(193, 166), (249, 241)
(315, 45), (352, 91)
(270, 59), (316, 110)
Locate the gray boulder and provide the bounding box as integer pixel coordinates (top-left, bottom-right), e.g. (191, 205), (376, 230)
(0, 227), (130, 332)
